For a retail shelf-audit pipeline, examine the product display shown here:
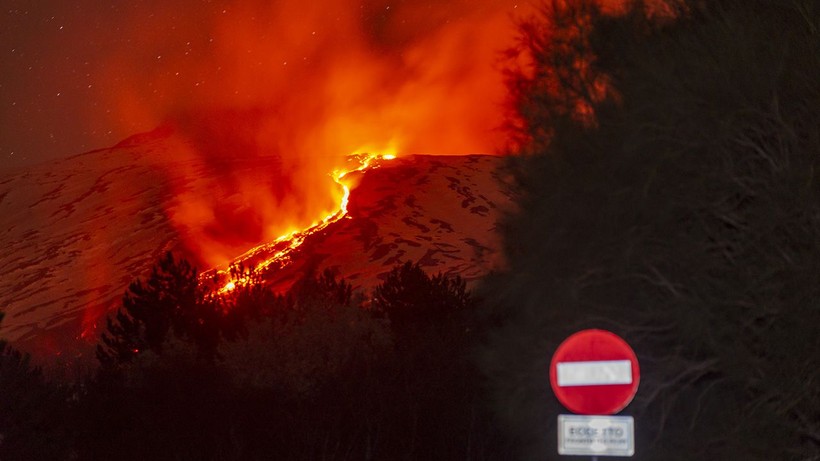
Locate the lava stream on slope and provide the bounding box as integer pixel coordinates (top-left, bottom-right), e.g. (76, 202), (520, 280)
(200, 152), (396, 293)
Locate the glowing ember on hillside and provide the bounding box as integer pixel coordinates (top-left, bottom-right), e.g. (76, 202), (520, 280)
(202, 151), (396, 293)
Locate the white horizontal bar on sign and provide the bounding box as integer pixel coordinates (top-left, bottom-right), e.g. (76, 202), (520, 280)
(556, 360), (632, 387)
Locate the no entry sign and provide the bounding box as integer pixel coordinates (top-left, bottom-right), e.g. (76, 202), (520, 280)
(549, 329), (640, 415)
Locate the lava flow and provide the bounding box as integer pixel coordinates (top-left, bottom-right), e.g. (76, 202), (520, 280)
(201, 151), (396, 293)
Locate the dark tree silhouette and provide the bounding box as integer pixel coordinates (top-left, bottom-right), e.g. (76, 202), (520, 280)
(0, 259), (511, 460)
(291, 267), (354, 307)
(503, 0), (610, 151)
(372, 261), (472, 341)
(368, 261), (485, 459)
(0, 313), (73, 460)
(481, 0), (820, 460)
(97, 252), (221, 365)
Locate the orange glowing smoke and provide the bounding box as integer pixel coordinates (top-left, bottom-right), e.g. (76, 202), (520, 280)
(89, 1), (532, 268)
(204, 151), (396, 293)
(89, 0), (675, 270)
(37, 0), (680, 351)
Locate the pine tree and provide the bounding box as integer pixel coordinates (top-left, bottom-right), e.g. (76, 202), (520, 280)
(372, 261), (472, 340)
(96, 252), (221, 365)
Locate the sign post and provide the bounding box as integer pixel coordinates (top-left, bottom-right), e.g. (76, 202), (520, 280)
(549, 329), (640, 458)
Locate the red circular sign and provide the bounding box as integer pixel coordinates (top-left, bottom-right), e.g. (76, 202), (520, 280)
(549, 329), (640, 415)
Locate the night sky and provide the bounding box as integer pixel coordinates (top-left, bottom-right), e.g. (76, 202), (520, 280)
(3, 2), (128, 168)
(1, 1), (527, 171)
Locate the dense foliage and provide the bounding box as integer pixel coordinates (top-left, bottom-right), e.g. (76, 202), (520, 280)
(481, 0), (820, 459)
(96, 253), (272, 366)
(0, 312), (73, 460)
(0, 258), (505, 460)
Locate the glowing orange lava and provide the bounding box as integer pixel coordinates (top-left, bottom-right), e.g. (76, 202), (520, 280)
(202, 151), (396, 293)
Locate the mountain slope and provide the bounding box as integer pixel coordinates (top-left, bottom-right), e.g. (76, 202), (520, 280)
(256, 154), (512, 292)
(0, 136), (510, 362)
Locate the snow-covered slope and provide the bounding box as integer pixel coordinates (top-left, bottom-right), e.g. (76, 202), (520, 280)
(257, 154), (513, 292)
(0, 135), (510, 362)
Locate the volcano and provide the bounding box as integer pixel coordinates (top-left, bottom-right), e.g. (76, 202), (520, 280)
(0, 130), (510, 363)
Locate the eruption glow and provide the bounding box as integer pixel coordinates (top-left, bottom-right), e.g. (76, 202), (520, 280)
(61, 0), (671, 343)
(203, 151), (396, 293)
(85, 0), (539, 270)
(91, 0), (666, 271)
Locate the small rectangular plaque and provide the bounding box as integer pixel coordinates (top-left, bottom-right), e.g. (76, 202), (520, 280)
(557, 414), (634, 457)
